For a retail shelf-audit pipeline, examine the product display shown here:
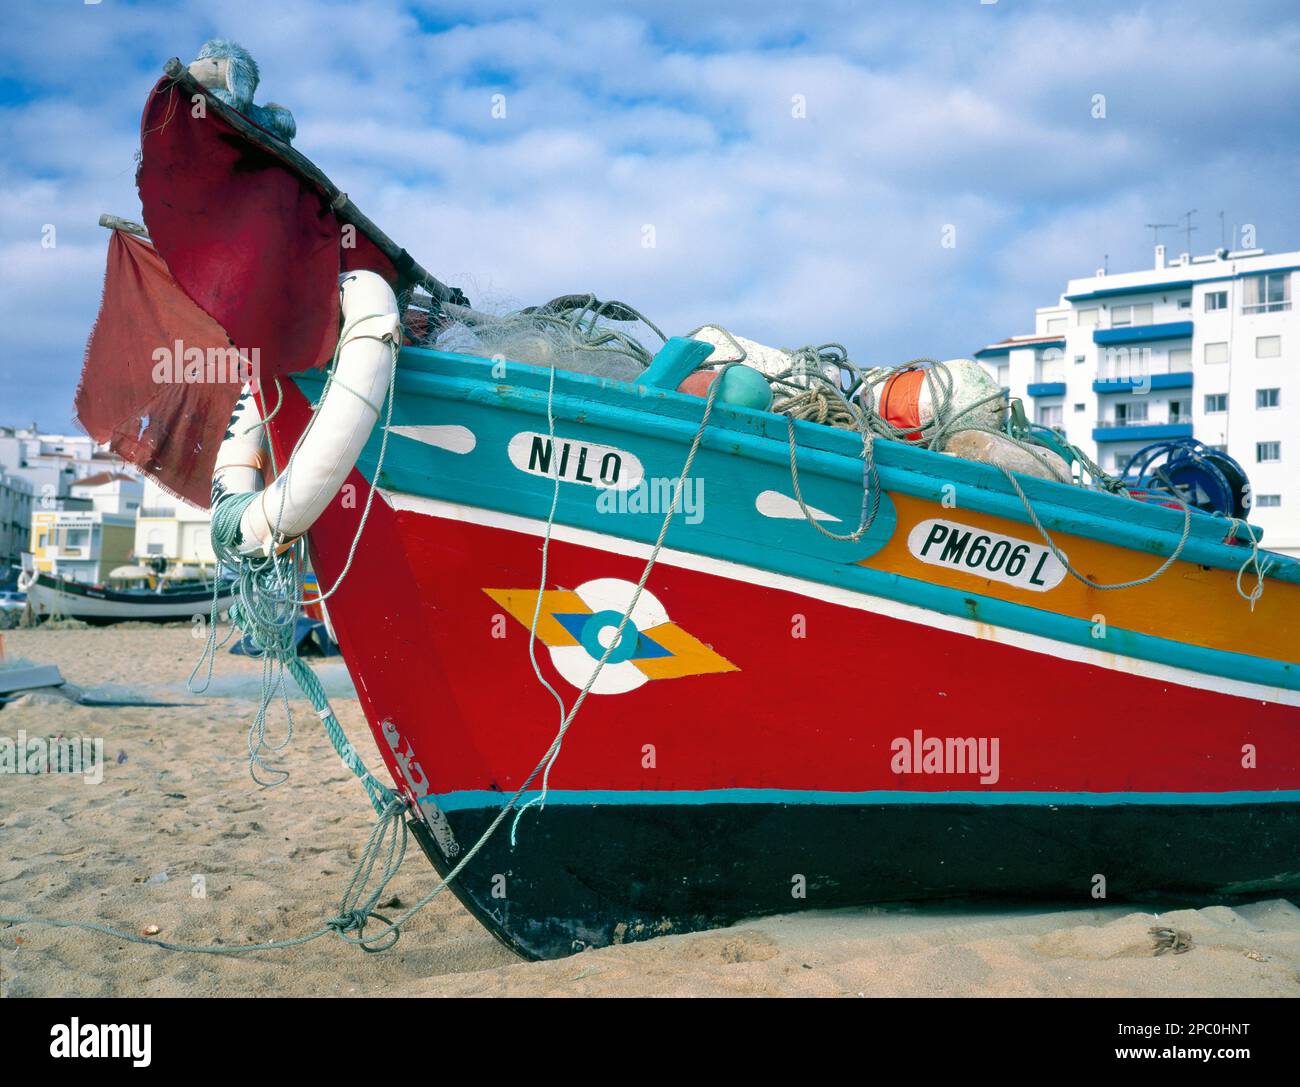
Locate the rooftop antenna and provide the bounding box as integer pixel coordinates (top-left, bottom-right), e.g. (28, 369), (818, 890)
(1180, 209), (1197, 253)
(1145, 222), (1176, 246)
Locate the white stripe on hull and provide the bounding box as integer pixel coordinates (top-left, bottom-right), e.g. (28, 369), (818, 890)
(378, 488), (1300, 708)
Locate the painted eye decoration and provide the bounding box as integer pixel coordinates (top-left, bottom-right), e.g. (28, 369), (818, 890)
(484, 578), (738, 694)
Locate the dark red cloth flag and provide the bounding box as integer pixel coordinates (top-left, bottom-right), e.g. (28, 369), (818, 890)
(76, 75), (404, 507)
(76, 230), (240, 508)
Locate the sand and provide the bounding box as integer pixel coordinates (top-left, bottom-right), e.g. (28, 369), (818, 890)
(1, 625), (1297, 998)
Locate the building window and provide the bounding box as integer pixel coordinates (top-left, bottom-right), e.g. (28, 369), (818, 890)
(1037, 405), (1063, 427)
(995, 363), (1009, 385)
(1255, 494), (1282, 508)
(1037, 348), (1065, 382)
(1111, 303), (1153, 327)
(1204, 341), (1229, 364)
(1074, 355), (1086, 365)
(1256, 335), (1281, 358)
(1243, 273), (1290, 314)
(1168, 399), (1191, 423)
(1204, 393), (1228, 413)
(1045, 317), (1067, 334)
(1115, 401), (1148, 426)
(1077, 308), (1100, 328)
(1256, 387), (1280, 408)
(1073, 402), (1086, 412)
(1168, 347), (1191, 370)
(1176, 297), (1192, 310)
(1205, 290), (1228, 312)
(1256, 441), (1281, 462)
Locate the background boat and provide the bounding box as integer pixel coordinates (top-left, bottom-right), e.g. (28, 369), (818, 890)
(23, 570), (233, 625)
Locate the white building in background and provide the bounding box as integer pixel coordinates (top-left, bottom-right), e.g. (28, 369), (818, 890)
(0, 469), (34, 583)
(133, 477), (216, 574)
(69, 471), (143, 516)
(0, 425), (116, 508)
(976, 244), (1300, 556)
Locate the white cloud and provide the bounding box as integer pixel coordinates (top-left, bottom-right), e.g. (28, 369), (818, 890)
(3, 0), (1300, 427)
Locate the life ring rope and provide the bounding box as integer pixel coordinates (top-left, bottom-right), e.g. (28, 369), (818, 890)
(210, 271), (400, 612)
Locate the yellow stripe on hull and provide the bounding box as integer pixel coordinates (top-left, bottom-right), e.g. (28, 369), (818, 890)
(861, 493), (1300, 664)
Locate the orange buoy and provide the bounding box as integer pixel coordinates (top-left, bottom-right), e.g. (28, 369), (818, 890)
(876, 368), (927, 441)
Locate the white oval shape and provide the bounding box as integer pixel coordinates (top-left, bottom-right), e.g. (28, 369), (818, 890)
(507, 432), (644, 491)
(906, 518), (1067, 592)
(754, 489), (841, 522)
(388, 424), (477, 454)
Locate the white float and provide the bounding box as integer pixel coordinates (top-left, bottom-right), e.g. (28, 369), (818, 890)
(211, 270), (399, 555)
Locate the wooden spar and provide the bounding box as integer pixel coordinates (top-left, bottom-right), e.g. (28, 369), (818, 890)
(98, 213), (149, 238)
(159, 56), (466, 309)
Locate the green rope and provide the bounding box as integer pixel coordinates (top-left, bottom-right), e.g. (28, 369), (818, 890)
(0, 340), (730, 957)
(740, 346), (1200, 593)
(999, 465), (1193, 591)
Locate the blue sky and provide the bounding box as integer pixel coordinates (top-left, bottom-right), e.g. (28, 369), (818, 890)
(4, 0), (1300, 429)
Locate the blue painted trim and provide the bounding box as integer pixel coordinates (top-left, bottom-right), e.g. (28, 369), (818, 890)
(1093, 423), (1194, 443)
(1093, 372), (1194, 394)
(974, 337), (1063, 359)
(1066, 279), (1195, 302)
(1026, 381), (1066, 397)
(371, 348), (1279, 568)
(1093, 321), (1193, 346)
(435, 788), (1300, 811)
(1064, 264), (1300, 303)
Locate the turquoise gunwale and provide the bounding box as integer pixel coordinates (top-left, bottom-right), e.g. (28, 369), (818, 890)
(291, 346), (1300, 693)
(433, 788), (1300, 811)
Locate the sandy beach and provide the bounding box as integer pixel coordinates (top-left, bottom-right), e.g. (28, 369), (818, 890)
(1, 624), (1297, 998)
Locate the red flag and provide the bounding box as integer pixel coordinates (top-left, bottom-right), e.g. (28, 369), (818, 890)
(76, 230), (240, 508)
(76, 75), (404, 507)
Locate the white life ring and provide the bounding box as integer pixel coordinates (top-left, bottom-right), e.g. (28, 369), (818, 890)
(211, 270), (399, 555)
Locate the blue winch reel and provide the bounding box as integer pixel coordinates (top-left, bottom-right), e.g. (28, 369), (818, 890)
(1120, 438), (1251, 519)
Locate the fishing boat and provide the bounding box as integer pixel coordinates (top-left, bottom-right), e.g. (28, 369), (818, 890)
(75, 49), (1299, 960)
(22, 570), (234, 625)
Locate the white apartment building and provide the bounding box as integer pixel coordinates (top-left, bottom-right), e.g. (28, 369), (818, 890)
(133, 477), (217, 574)
(976, 244), (1299, 556)
(0, 425), (120, 508)
(69, 471), (143, 516)
(0, 469), (34, 583)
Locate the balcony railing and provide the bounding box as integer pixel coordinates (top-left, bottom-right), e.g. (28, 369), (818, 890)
(138, 507), (177, 518)
(1092, 371), (1194, 394)
(1092, 422), (1194, 443)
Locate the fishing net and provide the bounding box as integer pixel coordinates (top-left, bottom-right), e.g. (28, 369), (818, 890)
(420, 294), (667, 384)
